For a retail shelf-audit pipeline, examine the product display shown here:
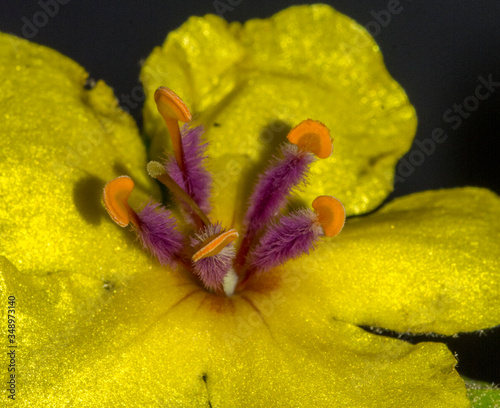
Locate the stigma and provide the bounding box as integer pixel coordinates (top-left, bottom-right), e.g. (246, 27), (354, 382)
(103, 87), (345, 296)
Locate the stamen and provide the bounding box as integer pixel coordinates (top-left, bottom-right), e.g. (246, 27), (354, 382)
(164, 124), (212, 214)
(154, 86), (192, 173)
(103, 176), (140, 229)
(287, 119), (332, 159)
(247, 209), (321, 273)
(247, 195), (344, 274)
(136, 201), (184, 266)
(103, 176), (184, 265)
(242, 144), (314, 239)
(191, 224), (238, 292)
(192, 229), (239, 262)
(147, 161), (211, 228)
(312, 196), (346, 237)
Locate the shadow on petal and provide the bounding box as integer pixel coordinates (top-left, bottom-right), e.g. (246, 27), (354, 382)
(238, 119), (292, 203)
(73, 175), (107, 225)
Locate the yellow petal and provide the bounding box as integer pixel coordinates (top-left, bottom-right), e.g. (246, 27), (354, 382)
(1, 257), (468, 407)
(208, 153), (258, 229)
(290, 187), (500, 335)
(0, 33), (159, 283)
(141, 5), (417, 217)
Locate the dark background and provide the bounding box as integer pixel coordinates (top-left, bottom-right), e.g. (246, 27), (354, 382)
(1, 0), (499, 383)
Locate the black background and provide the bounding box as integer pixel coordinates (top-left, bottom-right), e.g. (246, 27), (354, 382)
(1, 0), (499, 383)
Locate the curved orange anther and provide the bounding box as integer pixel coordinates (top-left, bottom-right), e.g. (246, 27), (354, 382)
(192, 229), (239, 262)
(287, 119), (332, 159)
(103, 176), (140, 229)
(154, 86), (192, 123)
(154, 87), (192, 173)
(312, 196), (345, 237)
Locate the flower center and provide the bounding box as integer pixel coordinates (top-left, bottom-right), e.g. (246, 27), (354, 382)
(102, 87), (346, 296)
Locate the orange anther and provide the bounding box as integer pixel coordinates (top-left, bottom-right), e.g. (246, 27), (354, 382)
(287, 119), (332, 159)
(312, 196), (345, 237)
(103, 176), (140, 229)
(155, 87), (192, 173)
(192, 229), (239, 262)
(154, 86), (192, 123)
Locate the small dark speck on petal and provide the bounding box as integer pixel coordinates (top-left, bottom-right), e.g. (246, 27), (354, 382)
(103, 280), (113, 291)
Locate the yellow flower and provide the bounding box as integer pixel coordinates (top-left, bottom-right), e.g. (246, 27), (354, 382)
(0, 5), (498, 407)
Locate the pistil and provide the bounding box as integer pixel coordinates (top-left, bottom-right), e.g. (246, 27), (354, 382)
(147, 161), (211, 228)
